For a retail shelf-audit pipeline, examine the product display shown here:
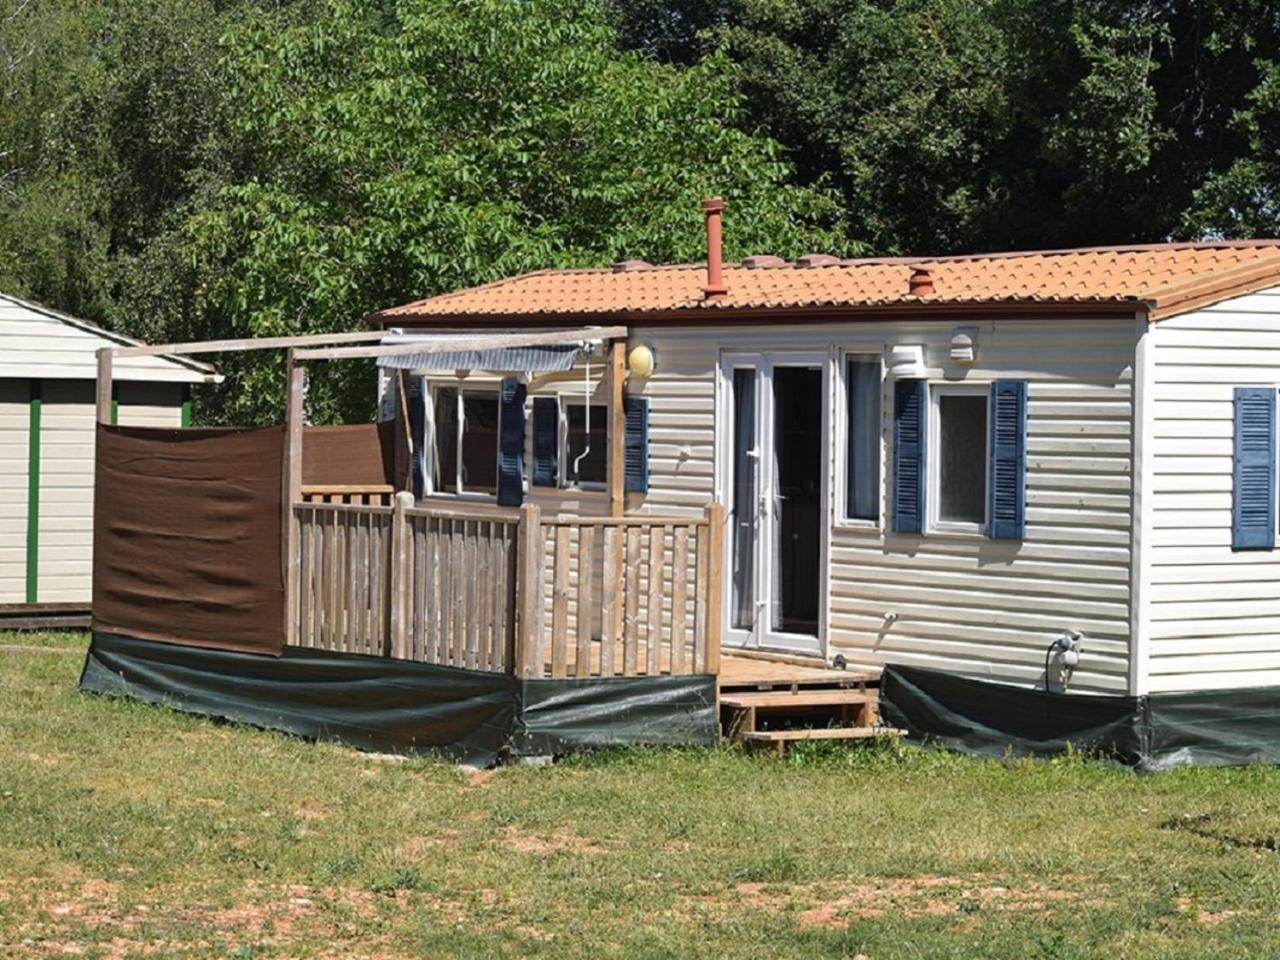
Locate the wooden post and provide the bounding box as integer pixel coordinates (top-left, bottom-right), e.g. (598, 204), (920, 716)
(283, 353), (306, 647)
(514, 502), (543, 678)
(95, 348), (114, 424)
(607, 339), (627, 654)
(704, 501), (725, 677)
(389, 491), (414, 658)
(608, 339), (626, 519)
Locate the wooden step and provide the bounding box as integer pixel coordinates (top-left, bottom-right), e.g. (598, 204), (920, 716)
(721, 690), (875, 710)
(743, 726), (907, 755)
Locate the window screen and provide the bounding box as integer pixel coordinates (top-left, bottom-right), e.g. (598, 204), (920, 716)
(846, 358), (881, 521)
(937, 393), (987, 524)
(565, 403), (607, 485)
(461, 393), (499, 493)
(433, 387), (458, 493)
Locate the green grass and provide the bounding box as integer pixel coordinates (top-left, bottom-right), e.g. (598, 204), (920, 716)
(4, 632), (1280, 958)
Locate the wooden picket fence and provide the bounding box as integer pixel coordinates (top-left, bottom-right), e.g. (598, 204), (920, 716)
(293, 497), (724, 679)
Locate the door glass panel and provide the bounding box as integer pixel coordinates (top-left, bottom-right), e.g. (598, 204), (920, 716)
(730, 368), (757, 631)
(771, 367), (822, 636)
(938, 394), (987, 523)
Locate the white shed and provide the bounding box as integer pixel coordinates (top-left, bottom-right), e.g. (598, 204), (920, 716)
(0, 293), (217, 622)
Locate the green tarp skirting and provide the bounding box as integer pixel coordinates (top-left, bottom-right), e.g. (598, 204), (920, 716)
(881, 665), (1280, 771)
(79, 632), (717, 767)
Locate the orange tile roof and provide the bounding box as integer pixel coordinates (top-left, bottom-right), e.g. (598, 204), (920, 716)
(374, 241), (1280, 324)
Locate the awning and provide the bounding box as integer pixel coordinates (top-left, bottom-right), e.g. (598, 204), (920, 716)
(375, 332), (584, 373)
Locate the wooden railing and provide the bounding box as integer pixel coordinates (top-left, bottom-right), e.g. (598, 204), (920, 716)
(515, 504), (725, 679)
(403, 507), (518, 672)
(293, 496), (723, 678)
(296, 503), (394, 656)
(302, 484), (394, 506)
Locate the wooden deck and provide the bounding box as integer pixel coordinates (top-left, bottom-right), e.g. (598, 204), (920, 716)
(718, 654), (895, 751)
(719, 654), (879, 692)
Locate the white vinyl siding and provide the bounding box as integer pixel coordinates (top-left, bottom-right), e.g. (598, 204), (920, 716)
(0, 380), (29, 602)
(115, 382), (185, 428)
(37, 381), (97, 602)
(1145, 285), (1280, 692)
(628, 317), (1138, 693)
(0, 296), (208, 384)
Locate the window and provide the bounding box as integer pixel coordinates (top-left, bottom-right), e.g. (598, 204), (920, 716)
(564, 402), (607, 486)
(932, 388), (988, 528)
(432, 387), (500, 495)
(844, 356), (881, 521)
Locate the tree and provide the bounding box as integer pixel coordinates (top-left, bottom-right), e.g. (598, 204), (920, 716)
(146, 0), (843, 423)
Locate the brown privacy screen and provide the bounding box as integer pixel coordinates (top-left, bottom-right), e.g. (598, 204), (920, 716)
(92, 424), (286, 656)
(302, 422), (398, 488)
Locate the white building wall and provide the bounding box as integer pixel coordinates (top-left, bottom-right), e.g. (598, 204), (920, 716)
(37, 381), (97, 602)
(0, 295), (207, 384)
(629, 316), (1139, 694)
(1145, 285), (1280, 692)
(0, 380), (29, 603)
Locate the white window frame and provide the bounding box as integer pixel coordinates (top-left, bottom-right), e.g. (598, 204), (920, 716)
(835, 349), (886, 530)
(427, 384), (502, 500)
(928, 382), (990, 536)
(559, 399), (609, 491)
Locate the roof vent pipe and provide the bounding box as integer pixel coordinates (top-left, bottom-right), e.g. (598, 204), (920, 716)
(701, 197), (728, 299)
(909, 268), (934, 296)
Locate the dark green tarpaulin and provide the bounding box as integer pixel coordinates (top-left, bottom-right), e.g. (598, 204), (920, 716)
(80, 632), (716, 767)
(881, 665), (1280, 771)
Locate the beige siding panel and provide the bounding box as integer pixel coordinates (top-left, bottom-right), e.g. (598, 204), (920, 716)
(115, 381), (184, 428)
(0, 379), (29, 602)
(1146, 285), (1280, 692)
(36, 381), (95, 603)
(0, 299), (207, 383)
(630, 316), (1138, 694)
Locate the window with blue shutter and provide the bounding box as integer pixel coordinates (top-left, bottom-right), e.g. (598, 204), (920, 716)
(407, 376), (425, 499)
(531, 397), (558, 486)
(893, 378), (926, 534)
(1233, 386), (1276, 550)
(623, 395), (649, 493)
(988, 379), (1028, 540)
(496, 377), (526, 506)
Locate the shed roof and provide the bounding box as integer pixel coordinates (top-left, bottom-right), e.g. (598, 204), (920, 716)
(0, 293), (218, 383)
(374, 241), (1280, 325)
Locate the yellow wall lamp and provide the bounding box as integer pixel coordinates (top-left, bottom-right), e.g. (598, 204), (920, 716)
(627, 343), (657, 379)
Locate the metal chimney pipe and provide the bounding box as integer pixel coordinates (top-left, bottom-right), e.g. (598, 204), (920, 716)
(701, 197), (728, 299)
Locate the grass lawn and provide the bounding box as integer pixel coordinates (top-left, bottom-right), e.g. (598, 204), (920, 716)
(4, 633), (1280, 958)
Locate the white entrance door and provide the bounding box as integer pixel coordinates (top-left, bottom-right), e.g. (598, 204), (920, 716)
(718, 352), (829, 655)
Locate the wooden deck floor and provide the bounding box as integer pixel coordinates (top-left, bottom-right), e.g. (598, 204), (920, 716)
(719, 654), (879, 692)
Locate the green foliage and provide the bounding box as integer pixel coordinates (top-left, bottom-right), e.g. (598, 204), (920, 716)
(613, 0), (1280, 252)
(2, 0), (1279, 425)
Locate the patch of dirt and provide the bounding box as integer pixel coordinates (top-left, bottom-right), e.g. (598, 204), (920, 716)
(502, 824), (604, 855)
(463, 767), (496, 788)
(1175, 896), (1239, 926)
(688, 873), (1107, 928)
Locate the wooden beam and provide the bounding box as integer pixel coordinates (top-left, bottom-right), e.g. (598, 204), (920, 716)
(292, 326), (630, 362)
(704, 501), (725, 677)
(283, 354), (306, 647)
(608, 338), (626, 518)
(95, 348), (113, 424)
(514, 502), (543, 679)
(109, 330), (386, 360)
(389, 491), (414, 659)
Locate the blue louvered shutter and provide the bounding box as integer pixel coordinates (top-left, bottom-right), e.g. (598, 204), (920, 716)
(893, 378), (927, 534)
(407, 376), (426, 499)
(531, 397), (559, 486)
(1233, 387), (1276, 550)
(497, 377), (527, 506)
(624, 395), (649, 493)
(988, 379), (1028, 540)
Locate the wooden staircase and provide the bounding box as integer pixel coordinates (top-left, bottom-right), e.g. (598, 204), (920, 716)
(718, 655), (904, 754)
